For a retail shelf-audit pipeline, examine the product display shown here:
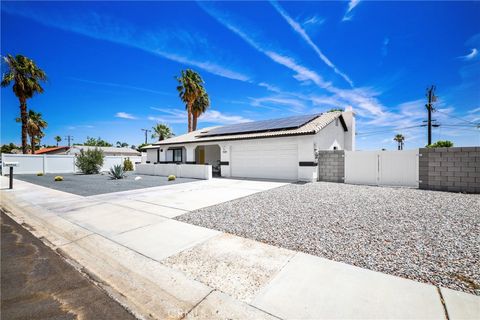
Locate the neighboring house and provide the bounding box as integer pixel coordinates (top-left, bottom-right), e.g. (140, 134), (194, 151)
(143, 109), (355, 181)
(34, 146), (71, 155)
(67, 146), (141, 157)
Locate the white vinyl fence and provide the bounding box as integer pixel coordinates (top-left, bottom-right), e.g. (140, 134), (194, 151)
(1, 153), (142, 175)
(344, 149), (419, 187)
(135, 163), (212, 180)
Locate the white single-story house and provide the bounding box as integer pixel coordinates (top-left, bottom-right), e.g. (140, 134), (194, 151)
(143, 109), (355, 181)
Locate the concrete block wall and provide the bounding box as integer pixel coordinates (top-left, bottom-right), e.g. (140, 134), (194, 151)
(419, 147), (480, 193)
(317, 150), (345, 183)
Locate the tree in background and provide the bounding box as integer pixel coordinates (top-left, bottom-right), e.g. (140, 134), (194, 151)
(176, 69), (205, 132)
(192, 89), (210, 131)
(1, 143), (20, 154)
(136, 143), (148, 152)
(1, 54), (47, 154)
(328, 108), (344, 112)
(393, 134), (405, 150)
(54, 135), (62, 146)
(428, 140), (453, 148)
(116, 141), (129, 148)
(79, 137), (113, 147)
(16, 110), (48, 154)
(152, 123), (174, 141)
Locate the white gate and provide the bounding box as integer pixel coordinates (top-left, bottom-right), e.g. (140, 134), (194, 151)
(345, 149), (419, 187)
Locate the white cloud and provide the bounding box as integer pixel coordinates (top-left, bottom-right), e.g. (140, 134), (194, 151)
(250, 96), (307, 113)
(3, 5), (251, 82)
(342, 0), (361, 21)
(148, 108), (251, 126)
(115, 112), (137, 120)
(382, 37), (390, 57)
(271, 1), (354, 87)
(302, 15), (324, 28)
(70, 77), (170, 95)
(468, 107), (480, 114)
(458, 48), (478, 61)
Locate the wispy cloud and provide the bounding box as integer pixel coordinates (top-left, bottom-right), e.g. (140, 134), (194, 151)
(302, 15), (324, 29)
(115, 112), (137, 120)
(270, 1), (354, 87)
(250, 96), (307, 113)
(200, 3), (388, 118)
(3, 5), (251, 82)
(148, 108), (251, 126)
(69, 77), (170, 95)
(458, 48), (478, 61)
(381, 37), (390, 57)
(342, 0), (361, 22)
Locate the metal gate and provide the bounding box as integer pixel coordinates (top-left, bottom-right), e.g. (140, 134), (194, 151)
(344, 149), (419, 187)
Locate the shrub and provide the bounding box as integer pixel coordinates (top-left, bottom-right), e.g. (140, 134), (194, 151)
(109, 164), (126, 179)
(54, 176), (63, 181)
(427, 140), (454, 148)
(168, 175), (176, 181)
(37, 172), (44, 176)
(123, 158), (134, 171)
(75, 148), (104, 174)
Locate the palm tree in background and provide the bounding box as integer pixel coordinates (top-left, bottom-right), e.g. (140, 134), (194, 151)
(152, 123), (173, 141)
(176, 69), (204, 132)
(1, 54), (47, 154)
(394, 134), (405, 150)
(192, 89), (210, 131)
(19, 110), (47, 154)
(116, 141), (129, 148)
(54, 135), (62, 146)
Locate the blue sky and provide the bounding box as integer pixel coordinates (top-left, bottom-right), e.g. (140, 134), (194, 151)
(1, 1), (479, 149)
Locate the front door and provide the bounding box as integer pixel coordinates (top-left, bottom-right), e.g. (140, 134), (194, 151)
(199, 148), (205, 164)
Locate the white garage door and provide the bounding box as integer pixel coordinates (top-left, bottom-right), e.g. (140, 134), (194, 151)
(231, 143), (298, 180)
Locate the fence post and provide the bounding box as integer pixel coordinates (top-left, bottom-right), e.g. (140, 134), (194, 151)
(43, 154), (47, 174)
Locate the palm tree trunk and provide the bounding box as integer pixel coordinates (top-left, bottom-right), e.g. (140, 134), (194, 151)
(192, 111), (198, 131)
(187, 103), (193, 132)
(20, 98), (28, 154)
(30, 136), (35, 154)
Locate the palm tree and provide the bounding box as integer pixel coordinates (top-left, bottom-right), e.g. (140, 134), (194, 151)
(54, 135), (62, 146)
(1, 54), (47, 154)
(176, 69), (204, 132)
(116, 141), (129, 148)
(152, 123), (173, 141)
(192, 89), (210, 131)
(20, 110), (47, 154)
(394, 134), (405, 150)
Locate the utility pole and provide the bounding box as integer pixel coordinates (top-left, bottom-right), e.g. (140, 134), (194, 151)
(425, 85), (437, 146)
(141, 129), (151, 145)
(64, 135), (74, 147)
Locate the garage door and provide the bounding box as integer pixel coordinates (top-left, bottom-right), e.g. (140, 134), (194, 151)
(230, 143), (298, 180)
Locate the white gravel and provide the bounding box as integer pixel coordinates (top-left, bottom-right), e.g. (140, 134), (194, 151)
(177, 182), (480, 295)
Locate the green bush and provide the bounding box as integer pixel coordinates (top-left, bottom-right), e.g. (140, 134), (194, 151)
(427, 140), (454, 148)
(123, 158), (134, 171)
(54, 176), (63, 181)
(75, 148), (104, 174)
(108, 164), (126, 179)
(37, 172), (44, 176)
(168, 175), (176, 181)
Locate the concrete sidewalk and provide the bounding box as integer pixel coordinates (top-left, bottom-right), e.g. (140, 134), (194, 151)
(1, 176), (478, 319)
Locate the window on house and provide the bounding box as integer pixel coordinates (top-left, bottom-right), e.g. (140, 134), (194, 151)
(173, 149), (182, 162)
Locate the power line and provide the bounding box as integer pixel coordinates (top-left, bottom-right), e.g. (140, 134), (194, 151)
(356, 125), (423, 136)
(64, 135), (74, 147)
(435, 109), (479, 126)
(141, 128), (151, 144)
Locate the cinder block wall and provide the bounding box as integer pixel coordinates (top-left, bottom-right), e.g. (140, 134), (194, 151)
(317, 150), (345, 183)
(419, 147), (479, 193)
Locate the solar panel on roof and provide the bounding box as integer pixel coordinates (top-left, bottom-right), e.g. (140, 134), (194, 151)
(198, 113), (321, 137)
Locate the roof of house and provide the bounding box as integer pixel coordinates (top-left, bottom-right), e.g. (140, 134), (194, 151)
(34, 146), (70, 154)
(71, 146), (141, 155)
(145, 111), (347, 148)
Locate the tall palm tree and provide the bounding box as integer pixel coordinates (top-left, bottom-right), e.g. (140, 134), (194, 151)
(1, 54), (47, 154)
(54, 135), (62, 146)
(152, 123), (173, 141)
(394, 134), (405, 150)
(176, 69), (204, 132)
(192, 89), (210, 131)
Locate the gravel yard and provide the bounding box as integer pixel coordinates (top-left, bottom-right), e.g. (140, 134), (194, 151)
(14, 173), (197, 196)
(177, 182), (480, 295)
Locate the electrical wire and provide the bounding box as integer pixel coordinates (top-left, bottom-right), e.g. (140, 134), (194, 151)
(435, 109), (479, 125)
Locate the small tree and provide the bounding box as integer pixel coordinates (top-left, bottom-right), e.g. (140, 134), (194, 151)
(75, 148), (104, 174)
(123, 158), (134, 171)
(54, 136), (62, 146)
(427, 140), (453, 148)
